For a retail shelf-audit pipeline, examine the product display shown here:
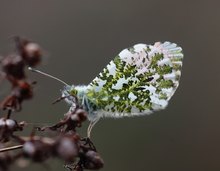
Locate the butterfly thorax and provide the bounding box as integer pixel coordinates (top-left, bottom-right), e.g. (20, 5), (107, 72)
(62, 85), (99, 120)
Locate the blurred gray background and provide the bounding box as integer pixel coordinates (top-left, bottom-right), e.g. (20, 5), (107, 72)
(0, 0), (220, 171)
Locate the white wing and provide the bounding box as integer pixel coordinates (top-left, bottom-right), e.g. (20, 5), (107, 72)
(86, 42), (183, 118)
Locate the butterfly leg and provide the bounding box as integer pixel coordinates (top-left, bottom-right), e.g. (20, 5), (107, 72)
(87, 118), (100, 138)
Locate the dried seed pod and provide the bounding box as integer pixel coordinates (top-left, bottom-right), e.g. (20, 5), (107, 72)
(70, 109), (87, 127)
(82, 150), (104, 170)
(75, 109), (87, 122)
(0, 119), (6, 129)
(23, 139), (53, 162)
(0, 118), (23, 142)
(73, 165), (83, 171)
(1, 81), (33, 111)
(22, 42), (42, 67)
(5, 119), (19, 131)
(15, 81), (33, 100)
(56, 136), (79, 162)
(14, 37), (42, 67)
(1, 55), (25, 79)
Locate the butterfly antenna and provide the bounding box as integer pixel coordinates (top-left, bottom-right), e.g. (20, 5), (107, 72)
(28, 67), (69, 86)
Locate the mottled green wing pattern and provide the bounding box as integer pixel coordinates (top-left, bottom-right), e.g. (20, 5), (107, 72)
(86, 42), (183, 118)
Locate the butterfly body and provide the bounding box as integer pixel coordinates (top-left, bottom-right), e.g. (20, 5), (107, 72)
(63, 42), (183, 128)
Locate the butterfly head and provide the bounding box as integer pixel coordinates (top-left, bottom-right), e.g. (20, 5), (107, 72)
(61, 85), (78, 104)
(63, 85), (78, 96)
(63, 85), (88, 106)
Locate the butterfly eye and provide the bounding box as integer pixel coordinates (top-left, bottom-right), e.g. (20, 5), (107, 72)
(70, 89), (78, 96)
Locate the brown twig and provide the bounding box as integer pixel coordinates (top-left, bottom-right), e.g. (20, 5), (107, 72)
(0, 145), (23, 152)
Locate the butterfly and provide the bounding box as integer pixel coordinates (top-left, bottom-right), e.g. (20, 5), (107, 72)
(30, 41), (183, 138)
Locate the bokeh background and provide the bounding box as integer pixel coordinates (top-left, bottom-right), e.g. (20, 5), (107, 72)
(0, 0), (220, 171)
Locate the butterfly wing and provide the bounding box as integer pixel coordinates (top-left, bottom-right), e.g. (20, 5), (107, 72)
(86, 42), (183, 117)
